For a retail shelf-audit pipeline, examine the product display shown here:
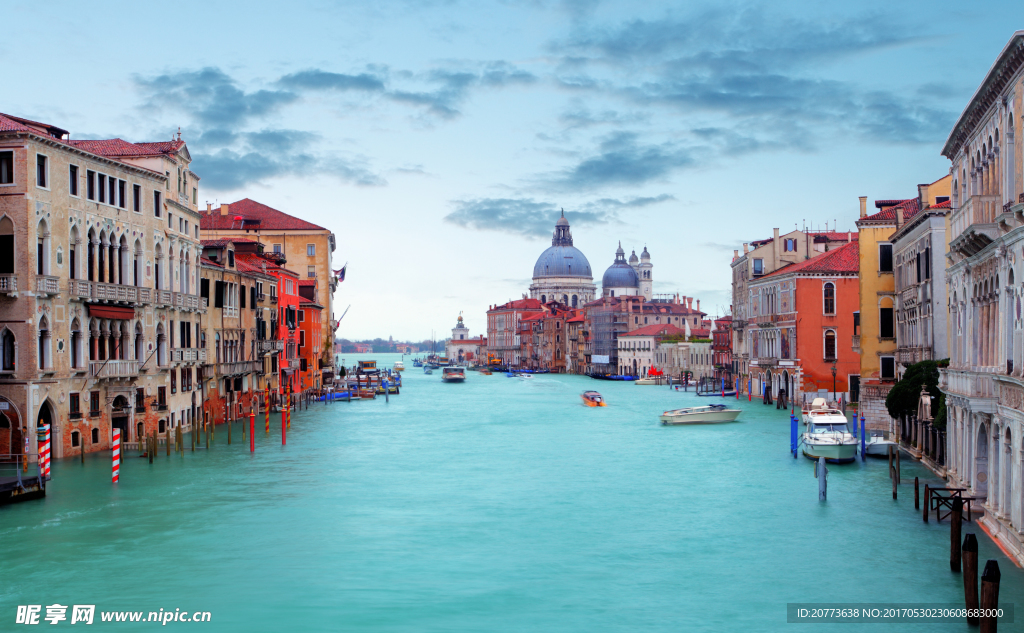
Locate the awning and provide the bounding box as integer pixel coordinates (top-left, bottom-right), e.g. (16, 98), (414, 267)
(86, 304), (137, 320)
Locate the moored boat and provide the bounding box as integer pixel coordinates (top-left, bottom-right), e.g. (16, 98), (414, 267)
(441, 366), (466, 383)
(660, 404), (741, 425)
(393, 361), (405, 372)
(863, 432), (899, 458)
(581, 391), (606, 407)
(357, 388), (377, 399)
(799, 398), (857, 463)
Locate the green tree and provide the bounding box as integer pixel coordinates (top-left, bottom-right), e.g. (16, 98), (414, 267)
(885, 360), (947, 429)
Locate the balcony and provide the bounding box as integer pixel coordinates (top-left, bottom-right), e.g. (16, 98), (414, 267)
(288, 358), (301, 370)
(154, 289), (173, 307)
(256, 293), (266, 302)
(90, 359), (140, 379)
(223, 306), (239, 319)
(171, 348), (207, 364)
(171, 292), (205, 312)
(851, 335), (861, 354)
(217, 360), (259, 376)
(258, 340), (284, 354)
(270, 295), (278, 304)
(35, 275), (60, 296)
(0, 274), (18, 294)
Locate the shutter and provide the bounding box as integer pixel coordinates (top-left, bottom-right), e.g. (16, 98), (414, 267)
(215, 281), (224, 308)
(200, 278), (210, 299)
(240, 286), (246, 309)
(251, 286), (257, 308)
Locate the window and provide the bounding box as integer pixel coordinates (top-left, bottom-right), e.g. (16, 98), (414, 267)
(168, 213), (173, 229)
(2, 330), (14, 371)
(878, 244), (893, 273)
(86, 170), (95, 199)
(136, 388), (145, 412)
(192, 187), (197, 205)
(97, 174), (106, 203)
(307, 266), (315, 278)
(823, 282), (835, 315)
(227, 251), (234, 268)
(90, 391), (100, 415)
(184, 220), (188, 235)
(879, 299), (894, 338)
(273, 244), (282, 254)
(824, 330), (836, 360)
(880, 356), (896, 380)
(753, 258), (764, 275)
(71, 432), (80, 447)
(0, 151), (12, 184)
(924, 247), (931, 280)
(91, 428), (99, 444)
(69, 393), (81, 419)
(300, 358), (308, 372)
(171, 368), (176, 394)
(118, 180), (126, 208)
(154, 191), (162, 217)
(298, 310), (305, 323)
(158, 386), (167, 407)
(69, 165), (79, 196)
(307, 244), (315, 257)
(299, 330), (305, 347)
(108, 177), (116, 206)
(784, 238), (796, 252)
(133, 184), (141, 212)
(36, 154), (47, 188)
(179, 217), (184, 233)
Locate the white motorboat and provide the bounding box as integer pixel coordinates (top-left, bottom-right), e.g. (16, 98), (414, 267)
(634, 378), (658, 385)
(393, 361), (405, 372)
(863, 432), (899, 458)
(800, 398), (857, 463)
(441, 366), (465, 383)
(517, 373), (533, 380)
(660, 404), (741, 425)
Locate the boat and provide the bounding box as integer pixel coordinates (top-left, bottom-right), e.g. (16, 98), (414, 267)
(799, 398), (858, 463)
(357, 388), (377, 399)
(517, 373), (533, 380)
(441, 366), (466, 383)
(412, 359), (423, 367)
(505, 371), (518, 377)
(589, 374), (636, 381)
(863, 432), (899, 458)
(375, 384), (400, 395)
(635, 378), (659, 385)
(319, 391), (352, 401)
(581, 391), (606, 407)
(660, 404), (741, 425)
(423, 366), (434, 375)
(357, 360), (378, 374)
(480, 369), (492, 375)
(393, 361), (405, 372)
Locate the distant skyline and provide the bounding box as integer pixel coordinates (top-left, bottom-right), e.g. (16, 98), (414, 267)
(3, 1), (1017, 338)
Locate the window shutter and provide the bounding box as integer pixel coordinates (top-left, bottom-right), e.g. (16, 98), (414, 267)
(215, 281), (224, 308)
(200, 278), (210, 299)
(240, 286), (247, 309)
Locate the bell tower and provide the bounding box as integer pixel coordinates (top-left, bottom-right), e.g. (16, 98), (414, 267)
(638, 246), (653, 300)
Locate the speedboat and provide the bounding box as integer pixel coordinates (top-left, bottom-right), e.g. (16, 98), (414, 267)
(800, 398), (857, 463)
(517, 373), (533, 380)
(660, 404), (741, 425)
(863, 432), (899, 458)
(423, 366), (433, 375)
(635, 378), (659, 385)
(581, 391), (606, 407)
(441, 366), (466, 383)
(356, 388), (377, 400)
(393, 361), (405, 372)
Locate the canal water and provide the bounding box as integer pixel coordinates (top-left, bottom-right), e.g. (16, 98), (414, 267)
(2, 353), (1021, 632)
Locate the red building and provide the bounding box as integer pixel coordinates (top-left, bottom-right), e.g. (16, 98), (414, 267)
(298, 279), (323, 393)
(486, 298), (544, 367)
(712, 315), (733, 379)
(747, 241), (860, 403)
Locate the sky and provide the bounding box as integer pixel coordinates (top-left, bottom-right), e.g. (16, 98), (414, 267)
(2, 1), (1019, 340)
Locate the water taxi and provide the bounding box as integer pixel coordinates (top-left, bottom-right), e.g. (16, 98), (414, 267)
(441, 366), (466, 383)
(660, 404), (741, 425)
(581, 391), (606, 407)
(799, 398), (857, 463)
(423, 366), (434, 375)
(393, 361), (405, 372)
(863, 432), (899, 458)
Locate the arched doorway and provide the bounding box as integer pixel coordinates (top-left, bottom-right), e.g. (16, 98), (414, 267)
(111, 395), (130, 444)
(975, 422), (988, 495)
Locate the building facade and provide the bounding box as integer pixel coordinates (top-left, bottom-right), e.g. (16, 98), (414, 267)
(485, 298), (544, 367)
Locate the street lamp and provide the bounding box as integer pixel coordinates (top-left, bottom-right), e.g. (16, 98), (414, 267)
(831, 360), (838, 404)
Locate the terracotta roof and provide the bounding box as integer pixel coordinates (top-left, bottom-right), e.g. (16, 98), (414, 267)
(200, 257), (223, 268)
(931, 200), (951, 209)
(66, 138), (184, 157)
(298, 279), (317, 286)
(862, 198), (918, 223)
(0, 112), (68, 137)
(489, 298), (544, 312)
(621, 324), (687, 337)
(809, 231), (858, 242)
(200, 199), (326, 231)
(234, 252), (297, 277)
(873, 199), (906, 208)
(760, 241), (860, 279)
(521, 312), (546, 321)
(691, 328), (711, 338)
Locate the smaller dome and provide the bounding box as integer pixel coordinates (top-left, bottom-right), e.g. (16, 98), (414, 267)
(556, 209), (569, 227)
(641, 246), (650, 261)
(602, 242), (639, 289)
(628, 249), (639, 264)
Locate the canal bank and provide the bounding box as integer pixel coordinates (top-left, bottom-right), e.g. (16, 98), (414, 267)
(2, 354), (1021, 632)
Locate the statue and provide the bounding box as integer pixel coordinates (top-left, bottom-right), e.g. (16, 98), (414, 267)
(917, 385), (932, 422)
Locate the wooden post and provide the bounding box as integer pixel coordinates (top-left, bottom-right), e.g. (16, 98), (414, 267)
(895, 446), (901, 485)
(191, 422), (195, 451)
(249, 412), (255, 453)
(923, 485), (929, 523)
(950, 498), (963, 572)
(81, 431), (86, 464)
(148, 432), (154, 464)
(963, 534), (979, 625)
(980, 560), (1000, 633)
(816, 456), (826, 501)
(227, 403), (232, 445)
(166, 426), (171, 456)
(205, 411), (210, 449)
(914, 477), (919, 509)
(887, 446), (896, 500)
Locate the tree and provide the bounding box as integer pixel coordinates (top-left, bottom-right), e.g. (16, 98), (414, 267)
(885, 360), (946, 429)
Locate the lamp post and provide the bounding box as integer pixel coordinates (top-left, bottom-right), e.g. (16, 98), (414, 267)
(831, 360), (838, 404)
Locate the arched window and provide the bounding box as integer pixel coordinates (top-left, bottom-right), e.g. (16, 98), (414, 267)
(134, 240), (143, 287)
(156, 323), (166, 366)
(135, 322), (144, 362)
(572, 295), (578, 307)
(1, 329), (15, 371)
(0, 216), (14, 276)
(119, 234), (128, 285)
(823, 282), (835, 315)
(824, 329), (836, 360)
(540, 295), (546, 303)
(562, 294), (568, 305)
(70, 318), (81, 369)
(36, 219), (50, 276)
(38, 316), (51, 369)
(154, 244), (163, 290)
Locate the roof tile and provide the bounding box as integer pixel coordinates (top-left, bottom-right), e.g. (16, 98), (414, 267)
(200, 198), (326, 231)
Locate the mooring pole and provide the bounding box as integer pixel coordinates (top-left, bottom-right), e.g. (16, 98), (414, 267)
(979, 560), (1000, 633)
(963, 534), (979, 625)
(950, 498), (963, 573)
(914, 477), (920, 509)
(816, 457), (827, 501)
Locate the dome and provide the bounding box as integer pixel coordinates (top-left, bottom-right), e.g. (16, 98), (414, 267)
(602, 242), (639, 288)
(641, 246), (650, 261)
(534, 245), (593, 278)
(628, 249), (639, 264)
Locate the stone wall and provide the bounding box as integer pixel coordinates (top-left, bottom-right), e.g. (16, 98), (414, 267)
(860, 381), (895, 433)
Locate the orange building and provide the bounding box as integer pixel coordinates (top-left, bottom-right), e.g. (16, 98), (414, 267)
(747, 241), (860, 403)
(297, 279), (323, 392)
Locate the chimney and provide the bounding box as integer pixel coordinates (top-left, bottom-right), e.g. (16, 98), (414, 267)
(896, 207), (904, 228)
(847, 233), (852, 243)
(696, 299), (700, 312)
(687, 297), (693, 309)
(206, 202), (212, 213)
(733, 249), (739, 261)
(858, 196), (867, 218)
(743, 243), (749, 255)
(918, 183), (930, 207)
(220, 203), (230, 216)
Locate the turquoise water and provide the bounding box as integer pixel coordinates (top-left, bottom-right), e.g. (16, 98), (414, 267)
(2, 353), (1021, 632)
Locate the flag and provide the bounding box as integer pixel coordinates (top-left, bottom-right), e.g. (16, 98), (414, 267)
(333, 264), (347, 282)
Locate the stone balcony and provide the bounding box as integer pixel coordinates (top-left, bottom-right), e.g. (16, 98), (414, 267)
(70, 279), (153, 305)
(172, 292), (205, 312)
(90, 359), (140, 379)
(171, 348), (207, 364)
(0, 274), (18, 294)
(216, 360), (260, 376)
(35, 275), (60, 296)
(288, 358), (301, 370)
(258, 340), (284, 354)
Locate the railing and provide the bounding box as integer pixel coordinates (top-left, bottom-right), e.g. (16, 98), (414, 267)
(288, 358), (301, 370)
(258, 340), (284, 353)
(171, 292), (204, 311)
(223, 306), (239, 318)
(217, 360), (259, 375)
(270, 295), (278, 304)
(171, 348), (207, 363)
(154, 289), (173, 306)
(90, 359), (140, 379)
(256, 293), (266, 302)
(34, 275), (60, 295)
(0, 274), (18, 293)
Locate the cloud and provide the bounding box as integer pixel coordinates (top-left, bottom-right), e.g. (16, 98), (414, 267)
(134, 68), (297, 128)
(546, 132), (695, 190)
(444, 193), (672, 238)
(277, 70), (386, 92)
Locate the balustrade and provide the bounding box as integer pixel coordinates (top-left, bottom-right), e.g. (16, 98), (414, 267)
(34, 275), (59, 295)
(90, 359), (140, 379)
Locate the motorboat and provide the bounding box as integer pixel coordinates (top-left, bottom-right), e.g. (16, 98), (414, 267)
(863, 432), (899, 458)
(799, 398), (857, 463)
(393, 361), (405, 372)
(441, 366), (466, 383)
(581, 391), (606, 407)
(412, 359), (423, 368)
(423, 366), (434, 375)
(517, 373), (533, 380)
(660, 404), (741, 425)
(375, 384), (400, 395)
(480, 369), (492, 375)
(357, 388), (377, 399)
(635, 378), (659, 385)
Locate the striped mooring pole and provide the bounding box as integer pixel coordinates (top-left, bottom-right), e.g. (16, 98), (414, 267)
(249, 412), (255, 453)
(265, 390), (270, 434)
(39, 424), (51, 480)
(112, 428), (121, 483)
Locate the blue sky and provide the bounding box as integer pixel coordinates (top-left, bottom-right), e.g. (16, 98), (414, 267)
(2, 1), (1016, 339)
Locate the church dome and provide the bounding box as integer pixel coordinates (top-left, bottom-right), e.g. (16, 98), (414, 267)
(602, 242), (639, 288)
(641, 246), (650, 261)
(628, 249), (639, 264)
(532, 211), (593, 279)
